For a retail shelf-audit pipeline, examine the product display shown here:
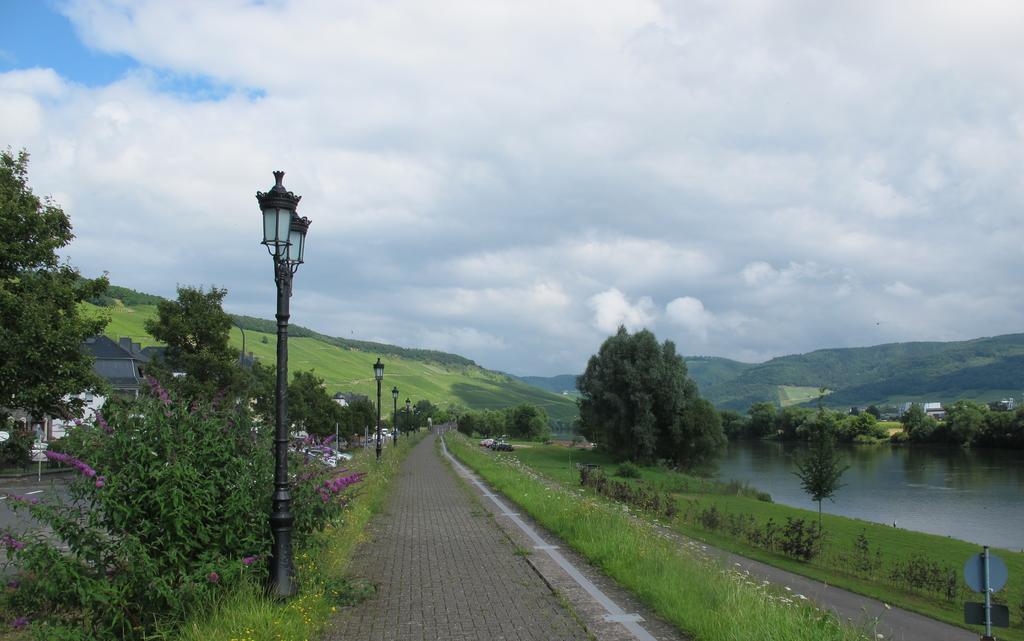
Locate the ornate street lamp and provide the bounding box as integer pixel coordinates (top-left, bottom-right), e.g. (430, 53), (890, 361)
(405, 398), (411, 434)
(373, 358), (384, 461)
(391, 386), (399, 445)
(257, 171), (310, 599)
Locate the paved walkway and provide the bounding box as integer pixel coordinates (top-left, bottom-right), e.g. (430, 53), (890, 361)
(323, 435), (590, 641)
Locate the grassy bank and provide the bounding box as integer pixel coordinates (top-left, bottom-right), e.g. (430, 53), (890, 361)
(505, 442), (1024, 640)
(174, 435), (423, 641)
(446, 433), (874, 641)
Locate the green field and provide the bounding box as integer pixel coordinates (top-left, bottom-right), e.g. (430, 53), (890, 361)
(85, 303), (579, 423)
(502, 443), (1024, 640)
(777, 385), (826, 407)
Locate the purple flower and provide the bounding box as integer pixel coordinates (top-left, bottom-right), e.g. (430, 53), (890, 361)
(6, 580), (18, 590)
(44, 451), (96, 478)
(6, 495), (38, 506)
(242, 556), (257, 566)
(145, 375), (171, 404)
(95, 411), (111, 434)
(11, 617), (28, 629)
(207, 571), (220, 584)
(2, 535), (26, 551)
(95, 476), (106, 489)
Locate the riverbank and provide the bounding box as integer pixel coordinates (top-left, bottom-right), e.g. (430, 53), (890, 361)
(508, 442), (1024, 640)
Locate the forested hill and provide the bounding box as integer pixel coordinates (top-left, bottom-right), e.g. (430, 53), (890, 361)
(698, 334), (1024, 410)
(519, 335), (1024, 411)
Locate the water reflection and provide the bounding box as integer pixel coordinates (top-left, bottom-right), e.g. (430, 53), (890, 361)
(716, 441), (1024, 549)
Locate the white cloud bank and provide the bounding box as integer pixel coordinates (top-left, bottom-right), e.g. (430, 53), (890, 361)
(3, 0), (1024, 375)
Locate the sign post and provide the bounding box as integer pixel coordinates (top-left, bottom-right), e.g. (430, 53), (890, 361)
(964, 546), (1010, 639)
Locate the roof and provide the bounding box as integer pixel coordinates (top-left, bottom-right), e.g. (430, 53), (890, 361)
(82, 335), (137, 360)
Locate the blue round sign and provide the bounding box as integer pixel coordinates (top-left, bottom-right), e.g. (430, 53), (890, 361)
(964, 552), (1008, 593)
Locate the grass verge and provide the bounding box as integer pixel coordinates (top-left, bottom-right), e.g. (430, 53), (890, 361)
(504, 442), (1024, 640)
(173, 435), (424, 641)
(445, 433), (875, 641)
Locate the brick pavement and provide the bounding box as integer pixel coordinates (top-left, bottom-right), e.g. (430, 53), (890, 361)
(323, 435), (590, 641)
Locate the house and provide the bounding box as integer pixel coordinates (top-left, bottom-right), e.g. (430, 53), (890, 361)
(897, 401), (946, 420)
(48, 336), (152, 440)
(332, 392), (367, 407)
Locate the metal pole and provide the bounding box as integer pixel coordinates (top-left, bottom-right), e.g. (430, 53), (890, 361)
(375, 378), (382, 461)
(984, 545), (992, 639)
(393, 395), (398, 446)
(269, 261), (296, 598)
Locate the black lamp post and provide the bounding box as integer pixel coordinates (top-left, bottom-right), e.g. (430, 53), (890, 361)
(257, 171), (310, 599)
(405, 398), (411, 434)
(391, 386), (399, 444)
(374, 358), (384, 461)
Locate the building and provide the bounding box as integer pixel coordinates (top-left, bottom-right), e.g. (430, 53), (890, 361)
(332, 392), (368, 407)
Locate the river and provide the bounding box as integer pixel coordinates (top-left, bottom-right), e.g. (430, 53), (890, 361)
(714, 440), (1024, 550)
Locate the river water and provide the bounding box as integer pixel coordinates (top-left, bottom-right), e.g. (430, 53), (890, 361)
(714, 440), (1024, 550)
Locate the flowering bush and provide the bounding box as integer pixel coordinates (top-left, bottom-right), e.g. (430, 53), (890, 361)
(0, 378), (362, 640)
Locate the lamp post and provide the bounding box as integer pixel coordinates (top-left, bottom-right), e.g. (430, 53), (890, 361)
(391, 386), (399, 445)
(406, 398), (411, 434)
(374, 358), (384, 461)
(257, 171), (310, 599)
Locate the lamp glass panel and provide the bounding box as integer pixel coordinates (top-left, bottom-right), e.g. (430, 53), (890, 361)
(262, 208), (280, 244)
(276, 209), (292, 247)
(286, 227), (304, 263)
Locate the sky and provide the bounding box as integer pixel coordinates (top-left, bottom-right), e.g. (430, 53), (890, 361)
(3, 0), (1024, 377)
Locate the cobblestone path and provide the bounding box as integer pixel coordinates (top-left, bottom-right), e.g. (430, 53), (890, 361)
(323, 435), (590, 641)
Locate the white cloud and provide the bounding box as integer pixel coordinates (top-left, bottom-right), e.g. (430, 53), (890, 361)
(665, 296), (715, 340)
(587, 289), (655, 334)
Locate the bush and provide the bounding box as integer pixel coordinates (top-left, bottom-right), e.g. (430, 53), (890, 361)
(616, 462), (641, 478)
(0, 378), (363, 640)
(887, 555), (959, 600)
(778, 518), (821, 561)
(0, 423), (33, 469)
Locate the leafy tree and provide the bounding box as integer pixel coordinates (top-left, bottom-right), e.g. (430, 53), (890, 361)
(505, 404), (550, 440)
(144, 286), (239, 398)
(944, 400), (986, 446)
(900, 404), (938, 442)
(793, 409), (848, 531)
(718, 409), (748, 439)
(577, 326), (721, 468)
(777, 406), (814, 440)
(288, 370), (343, 436)
(747, 402), (777, 438)
(865, 405), (882, 419)
(0, 149), (109, 421)
(342, 398), (376, 440)
(673, 397), (726, 470)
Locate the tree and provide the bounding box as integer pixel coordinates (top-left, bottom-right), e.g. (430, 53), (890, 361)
(944, 400), (986, 446)
(144, 286), (238, 398)
(747, 402), (777, 438)
(718, 409), (748, 439)
(288, 370), (343, 436)
(577, 326), (722, 468)
(505, 404), (550, 440)
(673, 398), (726, 470)
(793, 410), (848, 531)
(0, 149), (108, 421)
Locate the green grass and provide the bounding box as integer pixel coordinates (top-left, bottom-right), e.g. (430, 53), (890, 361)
(778, 386), (827, 407)
(174, 433), (424, 641)
(83, 302), (578, 423)
(504, 443), (1024, 640)
(446, 434), (876, 641)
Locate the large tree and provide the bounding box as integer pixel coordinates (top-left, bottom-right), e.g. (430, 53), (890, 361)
(288, 370), (343, 436)
(577, 326), (723, 467)
(0, 149), (108, 420)
(144, 286), (238, 397)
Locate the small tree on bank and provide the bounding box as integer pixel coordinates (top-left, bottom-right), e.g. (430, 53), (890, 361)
(793, 403), (848, 531)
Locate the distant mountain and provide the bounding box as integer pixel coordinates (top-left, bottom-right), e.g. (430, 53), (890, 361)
(516, 374), (579, 396)
(701, 334), (1024, 410)
(519, 335), (1024, 412)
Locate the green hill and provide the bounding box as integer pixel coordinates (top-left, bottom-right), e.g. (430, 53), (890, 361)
(700, 334), (1024, 410)
(523, 337), (1024, 412)
(515, 374), (579, 397)
(84, 299), (578, 425)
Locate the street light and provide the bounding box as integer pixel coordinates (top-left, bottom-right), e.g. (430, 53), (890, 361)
(257, 170), (310, 599)
(391, 386), (399, 445)
(373, 358), (384, 461)
(405, 398), (411, 434)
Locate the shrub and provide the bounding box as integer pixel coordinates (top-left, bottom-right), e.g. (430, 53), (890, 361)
(0, 378), (362, 640)
(616, 462), (641, 478)
(0, 423), (33, 469)
(887, 555), (959, 600)
(777, 517), (821, 561)
(846, 531), (882, 576)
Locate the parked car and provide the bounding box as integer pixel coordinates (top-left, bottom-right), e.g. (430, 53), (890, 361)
(479, 438), (495, 447)
(488, 440), (513, 452)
